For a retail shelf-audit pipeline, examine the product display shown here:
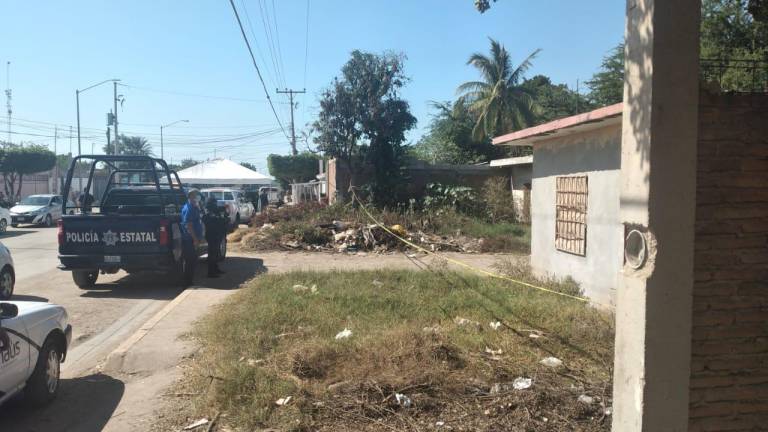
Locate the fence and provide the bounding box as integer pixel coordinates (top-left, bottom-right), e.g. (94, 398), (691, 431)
(700, 58), (768, 93)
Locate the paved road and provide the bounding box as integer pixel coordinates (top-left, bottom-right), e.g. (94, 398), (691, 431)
(1, 226), (182, 364)
(0, 225), (265, 431)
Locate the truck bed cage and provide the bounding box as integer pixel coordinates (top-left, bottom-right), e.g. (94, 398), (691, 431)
(62, 155), (185, 215)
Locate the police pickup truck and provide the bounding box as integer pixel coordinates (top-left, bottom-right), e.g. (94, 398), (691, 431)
(57, 155), (223, 288)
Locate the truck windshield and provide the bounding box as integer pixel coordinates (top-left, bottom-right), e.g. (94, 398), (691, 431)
(20, 196), (50, 206)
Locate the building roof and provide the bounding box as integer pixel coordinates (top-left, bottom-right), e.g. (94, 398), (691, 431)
(177, 158), (274, 185)
(489, 155), (533, 167)
(492, 103), (623, 147)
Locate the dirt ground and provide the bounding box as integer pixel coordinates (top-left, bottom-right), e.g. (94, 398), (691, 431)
(239, 248), (529, 275)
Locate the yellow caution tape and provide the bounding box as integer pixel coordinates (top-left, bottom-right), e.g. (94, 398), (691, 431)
(351, 190), (593, 304)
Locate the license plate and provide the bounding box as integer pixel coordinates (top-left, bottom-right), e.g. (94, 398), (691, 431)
(104, 255), (121, 263)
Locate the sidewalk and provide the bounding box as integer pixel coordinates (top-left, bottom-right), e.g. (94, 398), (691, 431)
(99, 287), (236, 432)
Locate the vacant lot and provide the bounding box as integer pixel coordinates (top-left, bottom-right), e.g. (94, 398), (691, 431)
(167, 267), (614, 431)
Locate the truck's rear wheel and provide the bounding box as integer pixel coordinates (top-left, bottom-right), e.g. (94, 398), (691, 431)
(72, 270), (98, 289)
(219, 237), (227, 261)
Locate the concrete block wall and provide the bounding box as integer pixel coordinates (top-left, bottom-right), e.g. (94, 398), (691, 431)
(690, 92), (768, 431)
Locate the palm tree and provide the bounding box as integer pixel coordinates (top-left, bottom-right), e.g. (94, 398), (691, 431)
(103, 135), (153, 156)
(457, 39), (540, 140)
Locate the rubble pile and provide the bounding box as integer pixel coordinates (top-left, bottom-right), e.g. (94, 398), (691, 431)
(229, 219), (486, 254)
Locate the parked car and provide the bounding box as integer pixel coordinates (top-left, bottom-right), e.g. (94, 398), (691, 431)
(200, 188), (254, 226)
(58, 155), (218, 288)
(0, 301), (71, 407)
(0, 241), (13, 300)
(10, 195), (65, 228)
(0, 207), (10, 233)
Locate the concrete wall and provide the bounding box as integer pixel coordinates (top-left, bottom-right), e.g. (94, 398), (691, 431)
(689, 92), (768, 431)
(327, 158), (505, 204)
(530, 124), (622, 306)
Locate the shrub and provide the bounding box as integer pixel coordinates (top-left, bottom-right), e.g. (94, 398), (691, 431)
(481, 177), (517, 223)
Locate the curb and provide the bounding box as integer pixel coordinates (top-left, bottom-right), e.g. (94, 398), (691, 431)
(103, 288), (194, 373)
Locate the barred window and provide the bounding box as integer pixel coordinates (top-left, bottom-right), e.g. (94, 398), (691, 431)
(555, 176), (588, 256)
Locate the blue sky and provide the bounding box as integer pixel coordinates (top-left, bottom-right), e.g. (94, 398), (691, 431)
(2, 0), (624, 172)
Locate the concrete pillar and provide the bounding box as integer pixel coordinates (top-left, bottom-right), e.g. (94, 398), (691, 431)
(612, 1), (700, 431)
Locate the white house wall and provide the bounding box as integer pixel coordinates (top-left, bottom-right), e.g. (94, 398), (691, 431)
(530, 125), (622, 306)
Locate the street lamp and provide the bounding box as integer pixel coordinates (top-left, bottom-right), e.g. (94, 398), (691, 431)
(76, 78), (120, 156)
(160, 119), (189, 160)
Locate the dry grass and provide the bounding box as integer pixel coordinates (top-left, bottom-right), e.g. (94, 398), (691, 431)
(170, 268), (614, 431)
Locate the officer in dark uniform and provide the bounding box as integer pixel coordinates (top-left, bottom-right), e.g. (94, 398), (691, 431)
(203, 196), (227, 278)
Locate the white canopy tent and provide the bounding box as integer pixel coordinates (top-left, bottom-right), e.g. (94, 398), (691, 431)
(176, 158), (274, 187)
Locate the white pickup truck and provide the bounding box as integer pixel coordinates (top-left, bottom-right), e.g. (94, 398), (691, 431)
(200, 188), (255, 226)
(0, 301), (71, 406)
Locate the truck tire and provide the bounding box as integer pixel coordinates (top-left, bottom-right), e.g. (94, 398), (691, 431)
(25, 338), (62, 406)
(219, 237), (227, 261)
(72, 270), (98, 289)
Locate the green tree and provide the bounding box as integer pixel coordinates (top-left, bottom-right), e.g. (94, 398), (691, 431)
(701, 0), (768, 91)
(240, 161), (258, 172)
(168, 158), (199, 172)
(267, 153), (320, 189)
(0, 144), (56, 199)
(585, 44), (625, 107)
(103, 135), (153, 156)
(523, 75), (594, 123)
(458, 39), (540, 140)
(314, 50), (417, 205)
(410, 100), (501, 164)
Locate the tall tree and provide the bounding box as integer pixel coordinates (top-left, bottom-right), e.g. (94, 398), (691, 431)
(314, 50), (417, 205)
(0, 144), (56, 200)
(410, 100), (501, 164)
(457, 39), (540, 140)
(585, 44), (625, 107)
(701, 0), (768, 91)
(103, 135), (153, 156)
(523, 75), (594, 123)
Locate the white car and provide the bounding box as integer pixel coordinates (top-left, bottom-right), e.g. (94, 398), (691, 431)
(0, 301), (71, 407)
(0, 241), (13, 300)
(200, 188), (254, 226)
(10, 194), (65, 228)
(0, 207), (10, 234)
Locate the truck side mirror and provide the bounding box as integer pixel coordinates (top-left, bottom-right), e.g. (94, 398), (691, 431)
(0, 303), (18, 319)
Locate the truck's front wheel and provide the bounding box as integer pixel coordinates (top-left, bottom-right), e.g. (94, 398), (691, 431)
(72, 270), (99, 289)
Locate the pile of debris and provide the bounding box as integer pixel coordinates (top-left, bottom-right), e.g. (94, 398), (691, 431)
(228, 219), (485, 254)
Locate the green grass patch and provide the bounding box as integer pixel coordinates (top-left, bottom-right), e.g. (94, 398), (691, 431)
(180, 268), (613, 431)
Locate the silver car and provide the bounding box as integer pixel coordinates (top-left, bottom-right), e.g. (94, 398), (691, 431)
(10, 195), (64, 228)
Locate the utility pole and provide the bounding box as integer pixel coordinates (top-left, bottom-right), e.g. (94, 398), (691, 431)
(5, 61), (11, 145)
(113, 81), (119, 155)
(276, 88), (305, 155)
(54, 125), (58, 155)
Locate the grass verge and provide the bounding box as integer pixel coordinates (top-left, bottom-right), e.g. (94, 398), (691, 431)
(173, 269), (613, 431)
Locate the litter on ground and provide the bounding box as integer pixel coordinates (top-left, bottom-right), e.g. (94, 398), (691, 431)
(540, 356), (564, 368)
(395, 393), (412, 408)
(334, 328), (353, 340)
(512, 377), (533, 390)
(275, 396), (292, 406)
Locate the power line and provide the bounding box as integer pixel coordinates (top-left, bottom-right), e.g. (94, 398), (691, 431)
(119, 83), (269, 103)
(226, 0), (290, 144)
